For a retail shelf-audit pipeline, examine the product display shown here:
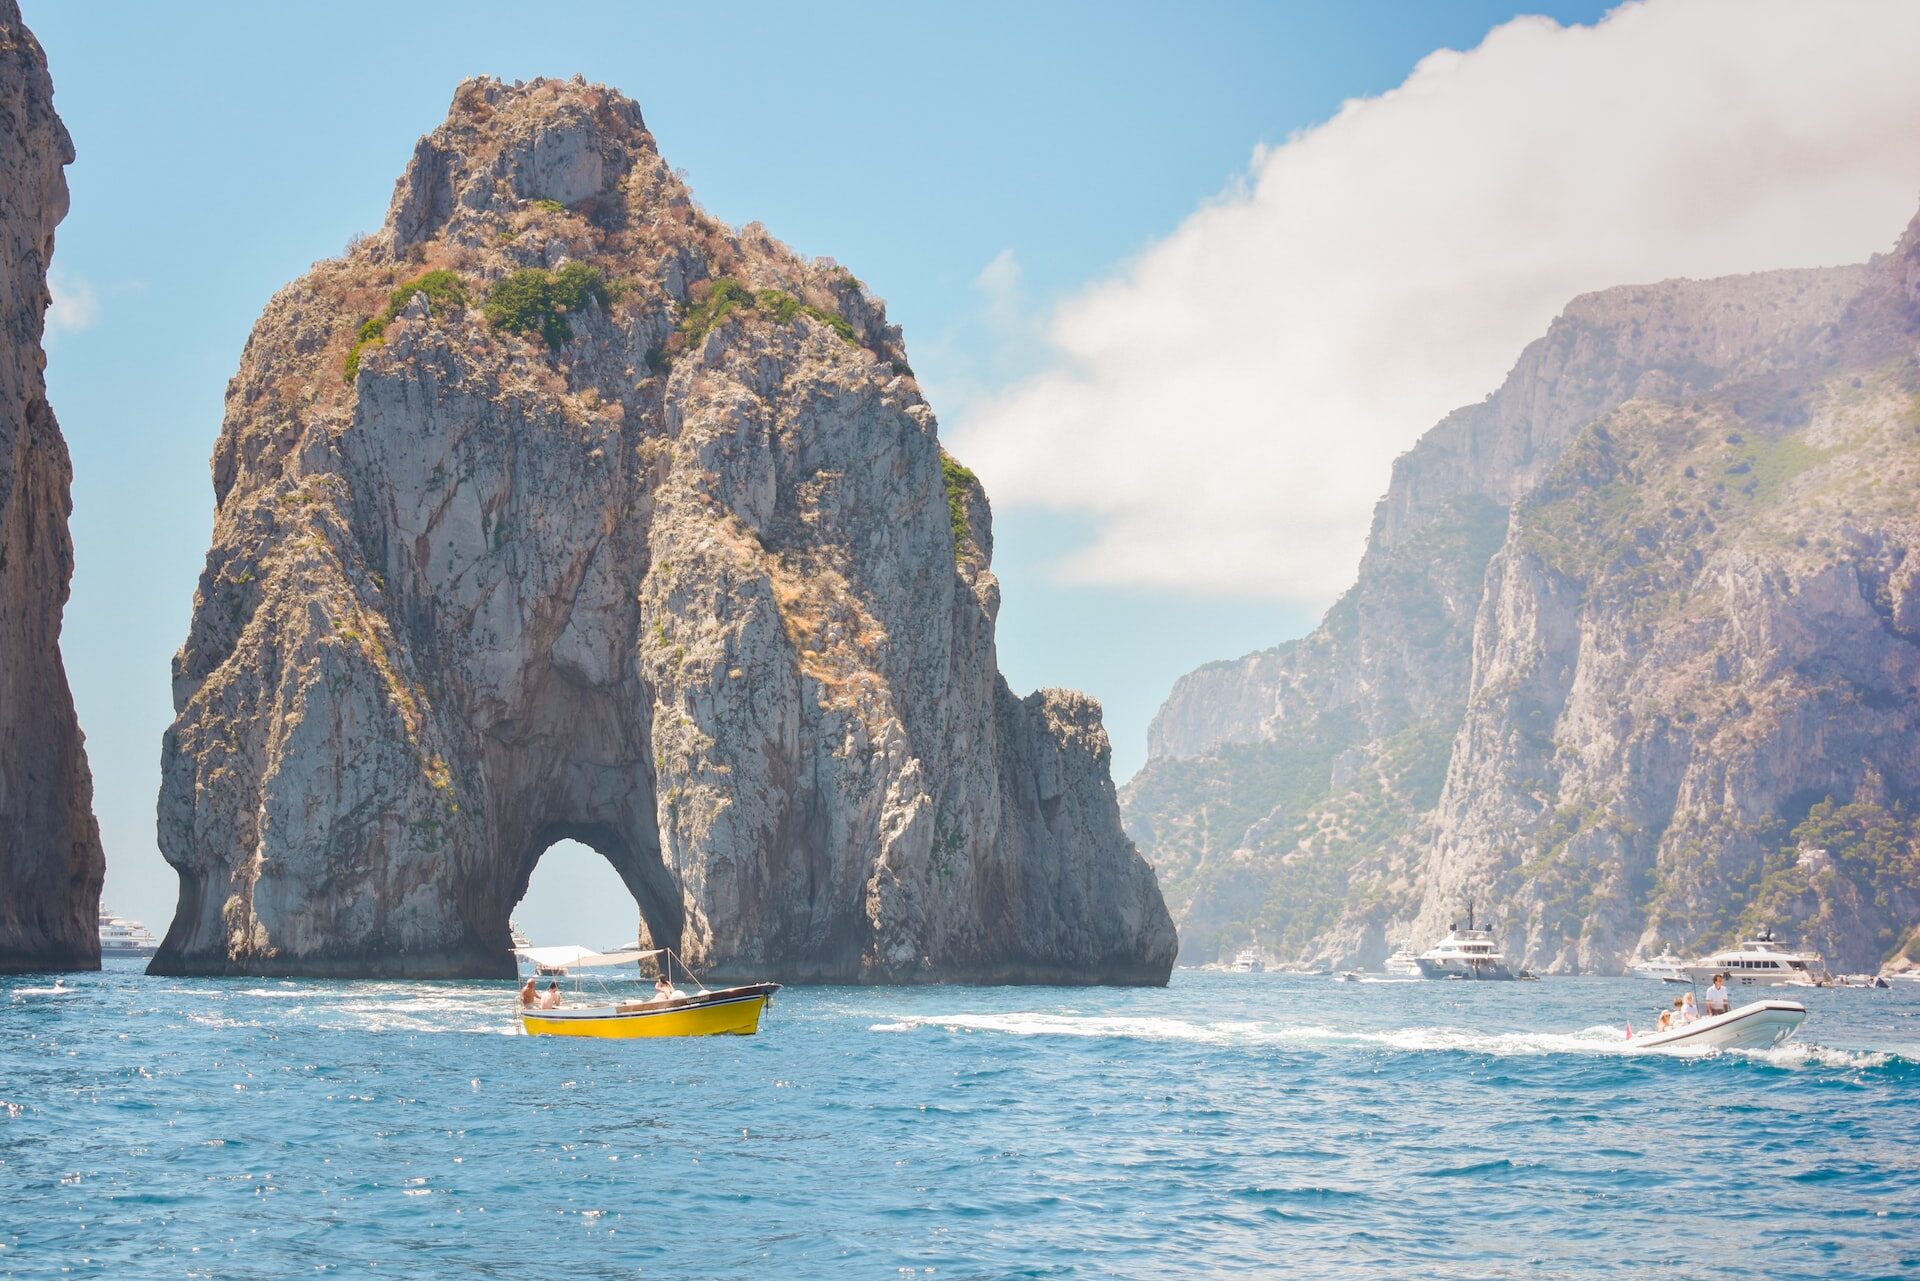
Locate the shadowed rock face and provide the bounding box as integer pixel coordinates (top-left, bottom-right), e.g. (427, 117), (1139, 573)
(0, 0), (104, 973)
(154, 77), (1174, 983)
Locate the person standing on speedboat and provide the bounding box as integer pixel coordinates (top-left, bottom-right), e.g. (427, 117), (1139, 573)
(1704, 974), (1731, 1018)
(1679, 992), (1701, 1023)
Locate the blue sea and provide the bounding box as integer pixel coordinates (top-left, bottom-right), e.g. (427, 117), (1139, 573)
(3, 966), (1916, 1280)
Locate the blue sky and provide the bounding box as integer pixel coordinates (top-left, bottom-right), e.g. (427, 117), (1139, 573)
(28, 0), (1756, 944)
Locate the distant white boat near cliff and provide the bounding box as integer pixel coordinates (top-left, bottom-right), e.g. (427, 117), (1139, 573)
(1414, 905), (1517, 981)
(1629, 952), (1688, 982)
(98, 907), (158, 960)
(1680, 931), (1824, 987)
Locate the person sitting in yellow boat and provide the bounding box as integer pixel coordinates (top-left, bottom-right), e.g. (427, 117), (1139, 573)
(519, 977), (538, 1008)
(651, 974), (685, 1002)
(539, 981), (562, 1009)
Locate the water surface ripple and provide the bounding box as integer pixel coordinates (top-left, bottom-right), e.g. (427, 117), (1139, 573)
(3, 968), (1916, 1278)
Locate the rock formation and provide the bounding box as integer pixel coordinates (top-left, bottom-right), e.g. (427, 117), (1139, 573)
(0, 0), (104, 973)
(153, 77), (1175, 982)
(1128, 205), (1920, 975)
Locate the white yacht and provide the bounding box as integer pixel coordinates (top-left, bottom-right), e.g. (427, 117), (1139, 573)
(1629, 952), (1689, 983)
(1414, 905), (1516, 980)
(1229, 941), (1266, 973)
(1681, 930), (1824, 987)
(1383, 947), (1421, 978)
(97, 907), (158, 960)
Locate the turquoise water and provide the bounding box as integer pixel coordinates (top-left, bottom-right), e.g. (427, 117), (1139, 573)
(3, 966), (1917, 1279)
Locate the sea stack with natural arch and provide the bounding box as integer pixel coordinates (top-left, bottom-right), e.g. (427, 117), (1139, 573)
(152, 77), (1175, 983)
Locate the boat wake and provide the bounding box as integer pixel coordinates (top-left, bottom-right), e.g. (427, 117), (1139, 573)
(870, 1012), (1900, 1070)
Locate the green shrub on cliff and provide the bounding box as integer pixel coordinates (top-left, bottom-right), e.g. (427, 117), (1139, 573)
(941, 452), (977, 559)
(484, 262), (625, 351)
(344, 269), (471, 382)
(677, 277), (756, 348)
(667, 277), (859, 363)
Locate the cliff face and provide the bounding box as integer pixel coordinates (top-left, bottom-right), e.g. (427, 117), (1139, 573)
(0, 0), (104, 973)
(1127, 210), (1920, 974)
(154, 78), (1174, 982)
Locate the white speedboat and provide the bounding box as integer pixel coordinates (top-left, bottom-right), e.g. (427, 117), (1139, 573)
(1415, 905), (1516, 980)
(1681, 931), (1823, 987)
(1229, 942), (1266, 973)
(98, 907), (158, 960)
(1629, 952), (1688, 983)
(1629, 999), (1806, 1051)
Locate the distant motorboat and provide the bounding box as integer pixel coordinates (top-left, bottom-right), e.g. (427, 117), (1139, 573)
(98, 907), (158, 960)
(1383, 948), (1421, 978)
(1628, 999), (1806, 1051)
(1415, 903), (1516, 981)
(1681, 931), (1823, 987)
(1229, 943), (1266, 973)
(1629, 952), (1687, 982)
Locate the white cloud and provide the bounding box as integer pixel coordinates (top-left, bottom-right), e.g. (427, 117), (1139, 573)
(951, 0), (1920, 604)
(47, 267), (99, 335)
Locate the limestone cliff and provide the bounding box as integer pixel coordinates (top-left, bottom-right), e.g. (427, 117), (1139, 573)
(0, 0), (104, 973)
(153, 78), (1174, 982)
(1128, 207), (1920, 974)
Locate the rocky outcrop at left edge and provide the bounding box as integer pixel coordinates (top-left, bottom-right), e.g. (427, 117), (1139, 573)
(0, 0), (105, 973)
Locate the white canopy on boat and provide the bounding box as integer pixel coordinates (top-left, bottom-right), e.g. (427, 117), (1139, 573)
(515, 945), (661, 970)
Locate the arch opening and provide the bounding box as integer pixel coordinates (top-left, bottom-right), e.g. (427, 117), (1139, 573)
(509, 824), (684, 960)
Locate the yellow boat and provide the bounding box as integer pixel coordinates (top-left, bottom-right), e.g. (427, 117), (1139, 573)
(520, 982), (781, 1038)
(512, 943), (779, 1039)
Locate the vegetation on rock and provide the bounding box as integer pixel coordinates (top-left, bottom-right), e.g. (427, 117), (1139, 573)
(344, 269), (470, 381)
(940, 452), (977, 560)
(482, 262), (625, 352)
(652, 277), (859, 371)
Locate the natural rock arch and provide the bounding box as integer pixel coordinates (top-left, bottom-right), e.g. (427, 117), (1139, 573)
(152, 77), (1174, 983)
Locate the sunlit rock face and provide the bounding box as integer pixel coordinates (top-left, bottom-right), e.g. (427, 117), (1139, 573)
(0, 0), (104, 974)
(154, 77), (1174, 983)
(1130, 205), (1920, 975)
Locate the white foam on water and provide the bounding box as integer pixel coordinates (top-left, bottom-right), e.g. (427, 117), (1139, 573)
(9, 985), (81, 999)
(869, 1011), (1636, 1056)
(1737, 1041), (1892, 1071)
(869, 1011), (1905, 1070)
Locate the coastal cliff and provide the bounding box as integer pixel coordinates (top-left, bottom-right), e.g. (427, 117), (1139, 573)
(1127, 205), (1920, 975)
(0, 0), (104, 973)
(153, 77), (1174, 982)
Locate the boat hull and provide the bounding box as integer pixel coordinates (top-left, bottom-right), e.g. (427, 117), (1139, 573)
(1632, 999), (1805, 1051)
(520, 983), (779, 1039)
(1679, 966), (1806, 987)
(1414, 957), (1516, 980)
